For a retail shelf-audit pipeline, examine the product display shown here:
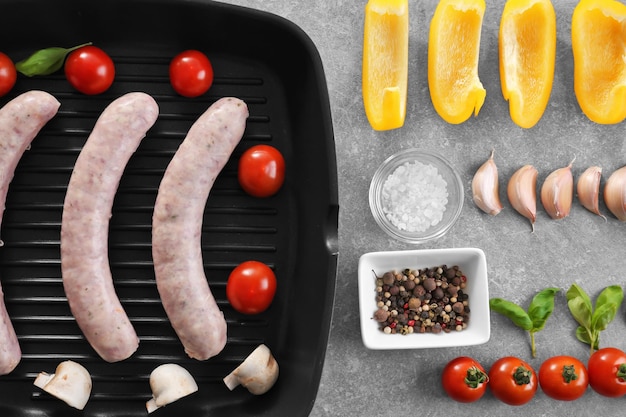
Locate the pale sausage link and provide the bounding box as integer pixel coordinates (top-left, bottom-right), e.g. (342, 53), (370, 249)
(0, 91), (60, 375)
(61, 92), (159, 362)
(152, 97), (248, 360)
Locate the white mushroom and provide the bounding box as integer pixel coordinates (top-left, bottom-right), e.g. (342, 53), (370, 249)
(223, 344), (279, 395)
(33, 360), (92, 410)
(146, 364), (198, 413)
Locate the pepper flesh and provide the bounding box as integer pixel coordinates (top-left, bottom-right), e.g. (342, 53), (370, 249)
(499, 0), (556, 128)
(572, 0), (626, 124)
(362, 0), (408, 131)
(428, 0), (486, 124)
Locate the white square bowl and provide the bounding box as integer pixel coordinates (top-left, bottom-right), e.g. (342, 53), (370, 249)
(358, 248), (490, 350)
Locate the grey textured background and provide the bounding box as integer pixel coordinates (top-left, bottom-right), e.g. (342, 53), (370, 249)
(222, 0), (626, 415)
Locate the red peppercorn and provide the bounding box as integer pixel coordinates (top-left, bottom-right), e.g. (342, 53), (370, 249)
(461, 275), (467, 282)
(389, 322), (397, 329)
(403, 303), (409, 310)
(407, 319), (415, 327)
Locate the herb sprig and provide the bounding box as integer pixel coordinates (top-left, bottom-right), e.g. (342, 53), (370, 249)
(489, 287), (560, 358)
(566, 283), (623, 356)
(15, 43), (91, 77)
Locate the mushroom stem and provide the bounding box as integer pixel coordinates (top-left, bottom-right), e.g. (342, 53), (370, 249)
(223, 344), (279, 395)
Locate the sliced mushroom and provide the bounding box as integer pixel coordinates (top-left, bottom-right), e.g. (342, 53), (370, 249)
(33, 360), (92, 410)
(146, 364), (198, 413)
(223, 344), (279, 395)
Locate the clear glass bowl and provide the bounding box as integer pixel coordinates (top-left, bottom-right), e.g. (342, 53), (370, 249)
(369, 148), (464, 244)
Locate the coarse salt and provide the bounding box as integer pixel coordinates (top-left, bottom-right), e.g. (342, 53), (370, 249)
(381, 160), (448, 232)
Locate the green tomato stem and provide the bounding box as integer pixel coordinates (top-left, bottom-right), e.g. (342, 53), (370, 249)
(530, 331), (536, 358)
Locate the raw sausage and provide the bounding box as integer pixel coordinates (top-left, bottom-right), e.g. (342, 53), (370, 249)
(61, 92), (159, 362)
(152, 97), (248, 360)
(0, 90), (60, 375)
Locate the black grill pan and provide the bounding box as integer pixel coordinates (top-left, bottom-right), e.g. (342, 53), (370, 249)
(0, 1), (338, 416)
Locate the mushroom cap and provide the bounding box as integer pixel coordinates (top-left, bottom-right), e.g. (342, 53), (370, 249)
(223, 344), (279, 395)
(146, 364), (198, 413)
(33, 360), (92, 410)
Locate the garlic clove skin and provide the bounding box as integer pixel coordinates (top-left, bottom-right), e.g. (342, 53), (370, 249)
(577, 166), (606, 219)
(604, 165), (626, 221)
(540, 159), (574, 220)
(507, 165), (538, 231)
(472, 149), (503, 215)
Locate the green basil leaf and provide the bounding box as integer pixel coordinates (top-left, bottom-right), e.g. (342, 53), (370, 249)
(566, 283), (592, 308)
(489, 298), (533, 330)
(575, 326), (595, 348)
(592, 302), (619, 332)
(595, 285), (624, 312)
(528, 287), (559, 331)
(567, 296), (592, 329)
(15, 42), (91, 77)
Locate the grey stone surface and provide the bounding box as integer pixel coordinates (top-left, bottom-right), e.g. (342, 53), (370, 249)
(222, 0), (626, 415)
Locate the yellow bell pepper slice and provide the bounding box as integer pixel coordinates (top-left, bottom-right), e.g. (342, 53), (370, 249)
(428, 0), (486, 124)
(572, 0), (626, 124)
(499, 0), (556, 129)
(362, 0), (408, 131)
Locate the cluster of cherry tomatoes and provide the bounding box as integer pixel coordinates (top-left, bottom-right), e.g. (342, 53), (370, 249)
(442, 348), (626, 405)
(0, 46), (216, 97)
(229, 146), (286, 315)
(1, 44), (288, 317)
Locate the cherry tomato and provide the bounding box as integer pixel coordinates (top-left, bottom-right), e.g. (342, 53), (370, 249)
(238, 145), (286, 198)
(0, 52), (16, 97)
(488, 356), (537, 406)
(588, 347), (626, 397)
(226, 260), (277, 314)
(64, 45), (115, 95)
(538, 355), (588, 401)
(441, 357), (488, 403)
(169, 50), (214, 97)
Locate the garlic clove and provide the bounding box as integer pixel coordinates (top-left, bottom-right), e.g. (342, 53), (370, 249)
(146, 364), (198, 413)
(507, 165), (538, 231)
(540, 158), (575, 220)
(604, 165), (626, 221)
(577, 166), (606, 219)
(33, 361), (92, 410)
(223, 344), (279, 395)
(472, 149), (503, 215)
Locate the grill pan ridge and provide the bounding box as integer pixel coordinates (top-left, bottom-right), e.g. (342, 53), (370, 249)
(0, 1), (338, 416)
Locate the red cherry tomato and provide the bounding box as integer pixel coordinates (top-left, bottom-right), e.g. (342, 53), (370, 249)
(64, 45), (115, 95)
(238, 144), (286, 198)
(226, 261), (277, 315)
(0, 52), (16, 97)
(538, 355), (588, 401)
(169, 50), (214, 98)
(488, 356), (537, 406)
(588, 347), (626, 397)
(441, 356), (488, 403)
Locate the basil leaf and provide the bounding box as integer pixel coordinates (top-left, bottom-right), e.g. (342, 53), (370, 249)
(575, 326), (595, 348)
(489, 298), (533, 330)
(592, 302), (619, 332)
(567, 296), (592, 329)
(595, 285), (624, 312)
(566, 283), (592, 312)
(15, 42), (91, 77)
(527, 287), (559, 331)
(590, 285), (623, 332)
